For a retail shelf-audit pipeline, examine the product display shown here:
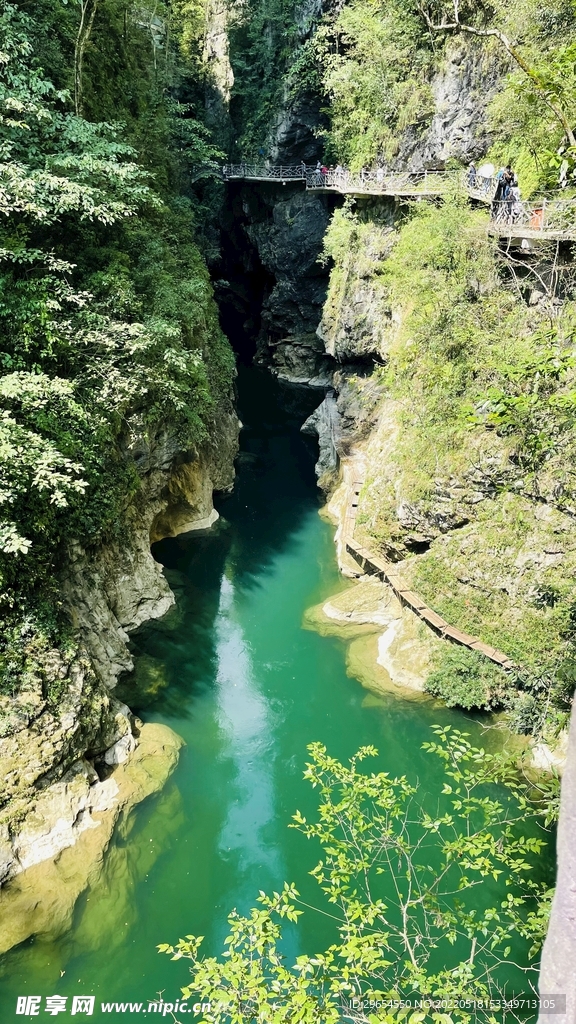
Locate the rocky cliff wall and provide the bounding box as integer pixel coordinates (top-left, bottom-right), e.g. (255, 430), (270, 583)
(392, 40), (504, 171)
(538, 692), (576, 1020)
(0, 395), (239, 946)
(218, 27), (505, 480)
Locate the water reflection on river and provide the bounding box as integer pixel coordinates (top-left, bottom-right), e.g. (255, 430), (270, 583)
(0, 368), (553, 1022)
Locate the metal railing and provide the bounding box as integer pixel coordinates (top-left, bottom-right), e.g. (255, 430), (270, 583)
(222, 164), (306, 180)
(219, 164), (576, 238)
(489, 198), (576, 237)
(465, 173), (499, 201)
(305, 168), (454, 194)
(221, 164), (455, 193)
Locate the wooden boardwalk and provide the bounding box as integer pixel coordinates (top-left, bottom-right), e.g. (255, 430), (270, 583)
(220, 164), (576, 242)
(344, 480), (516, 672)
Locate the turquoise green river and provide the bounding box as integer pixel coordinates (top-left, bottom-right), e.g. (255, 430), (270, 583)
(0, 368), (551, 1022)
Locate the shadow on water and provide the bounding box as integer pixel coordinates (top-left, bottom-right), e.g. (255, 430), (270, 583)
(0, 365), (556, 1024)
(119, 366), (325, 719)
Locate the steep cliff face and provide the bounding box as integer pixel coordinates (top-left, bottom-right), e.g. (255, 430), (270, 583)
(218, 183), (333, 359)
(392, 40), (504, 171)
(216, 14), (506, 482)
(204, 0), (235, 132)
(0, 395), (239, 933)
(246, 189), (333, 341)
(0, 721), (183, 954)
(63, 412), (238, 688)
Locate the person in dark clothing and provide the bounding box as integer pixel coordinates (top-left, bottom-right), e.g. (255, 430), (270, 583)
(493, 165), (513, 219)
(508, 177), (522, 223)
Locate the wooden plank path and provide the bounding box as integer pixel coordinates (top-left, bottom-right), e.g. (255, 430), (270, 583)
(343, 481), (516, 672)
(220, 164), (576, 242)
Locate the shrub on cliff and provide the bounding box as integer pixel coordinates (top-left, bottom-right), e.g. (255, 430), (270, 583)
(424, 647), (509, 711)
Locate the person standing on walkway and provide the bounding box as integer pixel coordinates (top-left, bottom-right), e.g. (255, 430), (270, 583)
(493, 164), (512, 220)
(508, 178), (522, 223)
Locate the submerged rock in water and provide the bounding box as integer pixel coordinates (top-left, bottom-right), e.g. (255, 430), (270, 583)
(304, 577), (442, 697)
(0, 722), (183, 954)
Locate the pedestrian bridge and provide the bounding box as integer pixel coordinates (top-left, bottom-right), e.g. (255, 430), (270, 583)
(222, 163), (463, 197)
(220, 163), (576, 242)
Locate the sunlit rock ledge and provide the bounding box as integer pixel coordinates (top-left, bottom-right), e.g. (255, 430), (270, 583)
(303, 575), (441, 700)
(0, 722), (183, 954)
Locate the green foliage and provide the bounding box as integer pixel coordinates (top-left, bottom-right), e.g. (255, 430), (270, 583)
(469, 337), (576, 477)
(483, 3), (576, 190)
(425, 647), (508, 710)
(161, 731), (555, 1022)
(226, 0), (305, 157)
(0, 1), (234, 697)
(320, 0), (433, 169)
(322, 197), (576, 730)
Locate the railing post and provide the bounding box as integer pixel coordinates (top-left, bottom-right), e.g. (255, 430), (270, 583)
(542, 198), (547, 232)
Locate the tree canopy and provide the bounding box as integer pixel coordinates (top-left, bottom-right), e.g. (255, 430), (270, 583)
(0, 1), (234, 704)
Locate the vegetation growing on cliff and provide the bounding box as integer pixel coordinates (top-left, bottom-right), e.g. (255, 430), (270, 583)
(0, 1), (234, 703)
(220, 0), (576, 183)
(225, 0), (317, 156)
(322, 197), (576, 734)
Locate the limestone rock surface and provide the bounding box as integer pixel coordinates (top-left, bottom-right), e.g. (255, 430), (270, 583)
(0, 722), (183, 953)
(0, 397), (238, 922)
(305, 577), (442, 696)
(394, 41), (505, 170)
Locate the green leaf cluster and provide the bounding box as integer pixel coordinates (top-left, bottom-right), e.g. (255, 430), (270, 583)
(0, 2), (234, 699)
(161, 731), (555, 1023)
(319, 0), (433, 170)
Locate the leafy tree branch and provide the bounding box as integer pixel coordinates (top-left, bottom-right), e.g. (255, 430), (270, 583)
(161, 730), (557, 1023)
(417, 0), (576, 147)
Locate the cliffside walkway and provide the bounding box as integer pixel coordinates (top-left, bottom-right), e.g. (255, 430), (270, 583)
(344, 479), (516, 671)
(221, 164), (576, 242)
(223, 164), (458, 197)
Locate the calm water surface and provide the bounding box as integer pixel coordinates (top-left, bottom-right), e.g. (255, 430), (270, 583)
(0, 368), (551, 1021)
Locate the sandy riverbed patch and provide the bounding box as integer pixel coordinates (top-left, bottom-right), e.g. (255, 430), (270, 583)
(304, 576), (443, 699)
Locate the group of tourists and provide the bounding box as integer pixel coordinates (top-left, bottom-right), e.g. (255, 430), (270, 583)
(240, 158), (525, 225)
(300, 160), (337, 182)
(467, 162), (523, 223)
(301, 161), (401, 185)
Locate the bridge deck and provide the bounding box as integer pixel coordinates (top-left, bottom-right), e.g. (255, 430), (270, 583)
(220, 164), (576, 243)
(310, 185), (448, 198)
(488, 224), (576, 242)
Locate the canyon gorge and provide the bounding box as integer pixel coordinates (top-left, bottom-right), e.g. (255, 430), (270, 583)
(1, 0), (576, 1019)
